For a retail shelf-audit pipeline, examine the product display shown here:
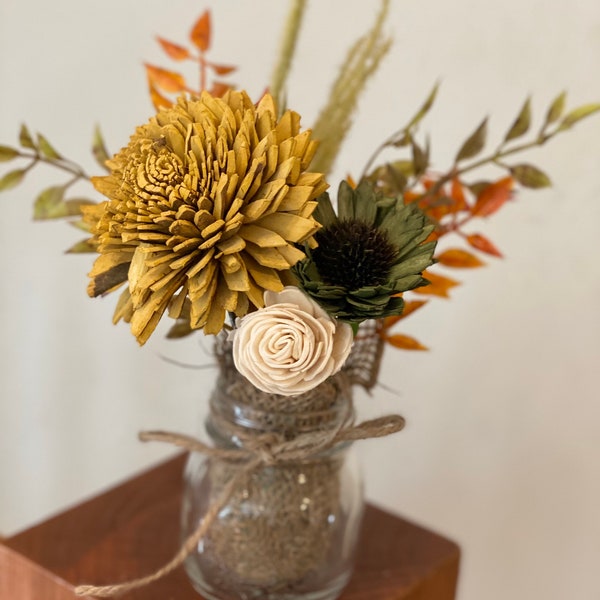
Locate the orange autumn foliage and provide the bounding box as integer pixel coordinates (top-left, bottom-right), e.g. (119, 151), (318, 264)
(141, 11), (529, 353)
(466, 233), (503, 257)
(436, 248), (485, 268)
(382, 174), (516, 349)
(472, 176), (514, 217)
(378, 301), (430, 350)
(412, 270), (460, 298)
(190, 10), (211, 52)
(144, 65), (186, 93)
(384, 334), (428, 351)
(145, 10), (236, 110)
(156, 37), (191, 61)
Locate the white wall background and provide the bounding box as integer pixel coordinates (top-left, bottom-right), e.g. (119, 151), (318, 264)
(1, 1), (599, 599)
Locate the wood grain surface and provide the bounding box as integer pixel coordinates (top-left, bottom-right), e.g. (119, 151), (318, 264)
(1, 455), (459, 599)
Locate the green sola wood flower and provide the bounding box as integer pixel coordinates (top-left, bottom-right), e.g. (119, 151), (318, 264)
(293, 180), (436, 323)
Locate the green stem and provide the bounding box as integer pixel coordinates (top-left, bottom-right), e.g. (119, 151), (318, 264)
(418, 133), (553, 202)
(457, 135), (549, 177)
(17, 150), (91, 181)
(359, 129), (403, 183)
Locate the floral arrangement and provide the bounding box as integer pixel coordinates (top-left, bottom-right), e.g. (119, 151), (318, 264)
(1, 5), (596, 393)
(1, 2), (598, 598)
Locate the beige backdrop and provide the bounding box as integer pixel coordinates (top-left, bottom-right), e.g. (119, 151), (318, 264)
(1, 1), (599, 599)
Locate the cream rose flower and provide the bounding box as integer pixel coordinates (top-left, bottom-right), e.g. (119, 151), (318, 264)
(230, 287), (353, 396)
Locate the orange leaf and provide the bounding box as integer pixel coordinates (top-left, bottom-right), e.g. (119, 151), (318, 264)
(147, 80), (172, 110)
(472, 177), (514, 217)
(421, 195), (456, 220)
(346, 174), (357, 189)
(421, 177), (436, 192)
(209, 81), (230, 98)
(156, 37), (190, 61)
(190, 10), (211, 52)
(467, 233), (503, 258)
(145, 64), (186, 93)
(450, 177), (468, 211)
(436, 248), (485, 268)
(413, 270), (460, 298)
(425, 230), (440, 243)
(210, 63), (237, 75)
(403, 190), (420, 204)
(381, 300), (429, 333)
(401, 300), (428, 318)
(381, 314), (403, 331)
(384, 334), (428, 351)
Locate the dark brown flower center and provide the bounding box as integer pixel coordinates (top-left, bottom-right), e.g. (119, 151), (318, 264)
(312, 219), (397, 290)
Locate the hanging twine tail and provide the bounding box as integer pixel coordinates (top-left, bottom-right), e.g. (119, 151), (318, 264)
(74, 414), (405, 598)
(75, 456), (261, 598)
(338, 414), (405, 441)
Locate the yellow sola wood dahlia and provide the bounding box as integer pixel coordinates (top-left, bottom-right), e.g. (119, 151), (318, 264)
(84, 91), (327, 344)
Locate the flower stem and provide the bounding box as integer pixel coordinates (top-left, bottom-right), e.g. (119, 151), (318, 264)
(16, 150), (91, 182)
(417, 133), (553, 202)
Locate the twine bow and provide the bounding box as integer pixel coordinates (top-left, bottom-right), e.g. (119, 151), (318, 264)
(74, 413), (405, 598)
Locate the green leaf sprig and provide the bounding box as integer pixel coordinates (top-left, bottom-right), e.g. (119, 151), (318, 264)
(0, 124), (111, 225)
(364, 89), (600, 204)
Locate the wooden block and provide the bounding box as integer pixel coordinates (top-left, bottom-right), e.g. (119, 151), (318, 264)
(0, 455), (460, 599)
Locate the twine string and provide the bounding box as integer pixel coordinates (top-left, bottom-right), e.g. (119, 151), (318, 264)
(74, 413), (405, 598)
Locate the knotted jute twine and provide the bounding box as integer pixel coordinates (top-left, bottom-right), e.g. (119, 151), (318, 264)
(75, 415), (404, 597)
(76, 326), (400, 598)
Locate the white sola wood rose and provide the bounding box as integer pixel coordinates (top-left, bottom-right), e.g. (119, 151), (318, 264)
(231, 287), (354, 396)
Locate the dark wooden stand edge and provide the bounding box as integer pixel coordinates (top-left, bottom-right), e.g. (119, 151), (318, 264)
(0, 454), (460, 599)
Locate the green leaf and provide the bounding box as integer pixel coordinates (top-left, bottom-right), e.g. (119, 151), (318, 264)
(560, 103), (600, 129)
(37, 134), (62, 160)
(407, 82), (440, 129)
(411, 138), (428, 177)
(390, 160), (415, 178)
(544, 91), (566, 127)
(504, 97), (531, 142)
(336, 180), (355, 221)
(0, 145), (19, 162)
(65, 198), (97, 216)
(68, 218), (93, 232)
(510, 164), (552, 188)
(166, 319), (194, 339)
(19, 124), (36, 150)
(66, 238), (97, 254)
(468, 180), (492, 197)
(391, 132), (411, 148)
(92, 125), (111, 171)
(366, 163), (409, 196)
(0, 168), (26, 191)
(33, 185), (67, 219)
(390, 83), (440, 148)
(455, 117), (488, 162)
(383, 162), (408, 193)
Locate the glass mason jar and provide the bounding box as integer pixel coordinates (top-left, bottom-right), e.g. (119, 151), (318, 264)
(181, 346), (364, 600)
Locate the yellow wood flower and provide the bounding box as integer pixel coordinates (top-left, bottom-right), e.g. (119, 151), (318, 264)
(85, 91), (327, 344)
